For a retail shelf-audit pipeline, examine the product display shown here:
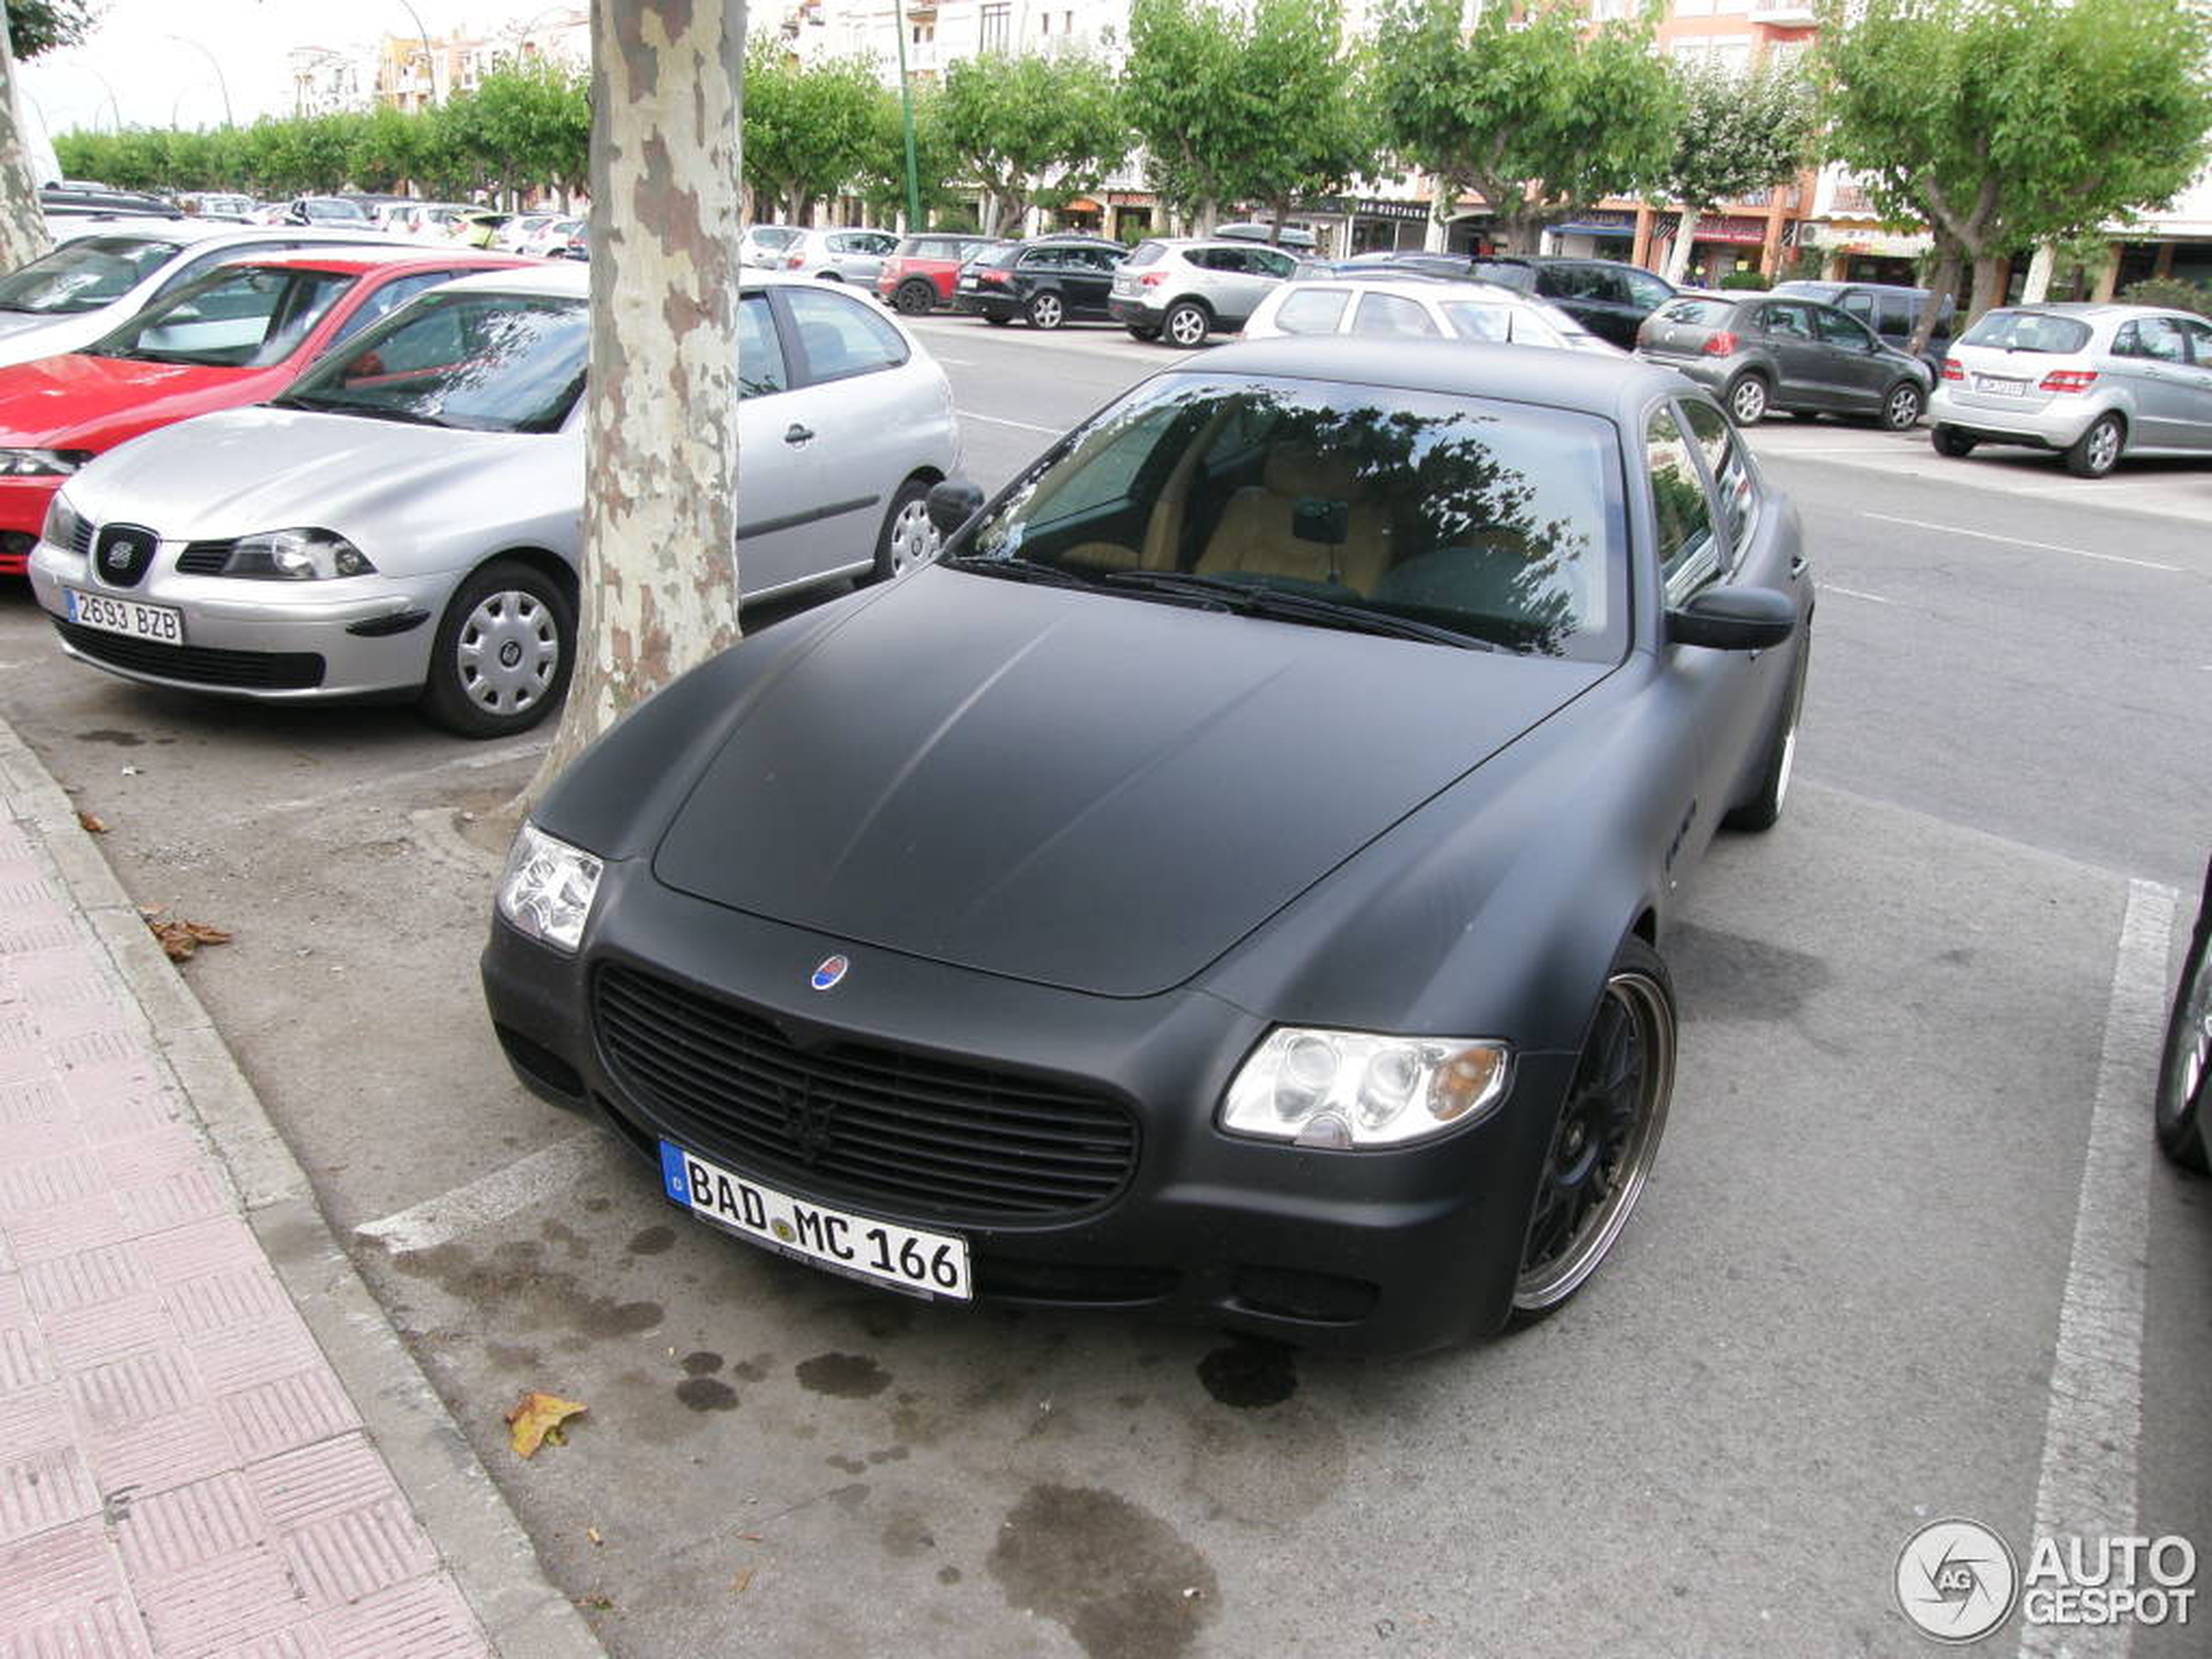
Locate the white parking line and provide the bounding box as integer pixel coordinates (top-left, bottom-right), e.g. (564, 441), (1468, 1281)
(2016, 878), (2175, 1659)
(354, 1130), (608, 1254)
(958, 409), (1062, 435)
(1817, 583), (1892, 605)
(1863, 511), (2181, 572)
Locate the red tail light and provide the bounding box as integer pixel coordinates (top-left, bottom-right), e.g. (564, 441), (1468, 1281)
(2040, 368), (2098, 394)
(1140, 271), (1165, 287)
(1701, 331), (1738, 357)
(1941, 357), (1964, 381)
(980, 268), (1008, 285)
(785, 252), (804, 268)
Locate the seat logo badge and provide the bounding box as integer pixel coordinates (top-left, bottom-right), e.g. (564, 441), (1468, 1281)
(810, 954), (850, 991)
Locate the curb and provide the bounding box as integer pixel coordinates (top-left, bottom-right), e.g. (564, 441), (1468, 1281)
(0, 719), (604, 1659)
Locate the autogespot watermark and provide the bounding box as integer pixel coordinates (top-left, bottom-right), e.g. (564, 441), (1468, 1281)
(1895, 1519), (2198, 1645)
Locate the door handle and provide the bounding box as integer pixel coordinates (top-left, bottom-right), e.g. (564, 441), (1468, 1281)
(784, 423), (814, 446)
(1789, 555), (1808, 580)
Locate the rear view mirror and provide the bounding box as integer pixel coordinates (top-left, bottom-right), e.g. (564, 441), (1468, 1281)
(1667, 585), (1796, 651)
(927, 478), (984, 538)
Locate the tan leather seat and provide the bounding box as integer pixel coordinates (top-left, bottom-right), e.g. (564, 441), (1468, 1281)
(1197, 444), (1393, 590)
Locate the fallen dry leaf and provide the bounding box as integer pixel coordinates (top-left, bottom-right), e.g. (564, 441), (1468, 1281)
(731, 1568), (754, 1595)
(505, 1391), (587, 1459)
(145, 916), (234, 962)
(586, 1527), (603, 1547)
(77, 811), (108, 834)
(577, 1595), (613, 1611)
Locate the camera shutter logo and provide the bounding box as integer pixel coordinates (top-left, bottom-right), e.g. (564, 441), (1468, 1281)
(1897, 1518), (2020, 1644)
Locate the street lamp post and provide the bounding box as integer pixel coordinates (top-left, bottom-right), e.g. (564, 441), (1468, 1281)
(160, 36), (233, 126)
(889, 0), (922, 232)
(390, 1), (436, 105)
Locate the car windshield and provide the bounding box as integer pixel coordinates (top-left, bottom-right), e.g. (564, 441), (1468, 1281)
(954, 373), (1627, 661)
(0, 236), (180, 314)
(273, 291), (587, 434)
(1961, 311), (2093, 354)
(86, 263), (356, 368)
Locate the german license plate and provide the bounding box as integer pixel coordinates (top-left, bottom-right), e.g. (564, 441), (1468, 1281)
(659, 1140), (971, 1300)
(1974, 375), (2029, 396)
(65, 588), (183, 644)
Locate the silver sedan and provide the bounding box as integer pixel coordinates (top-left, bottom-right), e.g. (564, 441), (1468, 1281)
(27, 265), (962, 736)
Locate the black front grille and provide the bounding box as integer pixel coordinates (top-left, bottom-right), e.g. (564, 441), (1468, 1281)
(68, 517), (92, 556)
(176, 542), (233, 575)
(54, 620), (325, 691)
(92, 523), (157, 587)
(594, 962), (1139, 1222)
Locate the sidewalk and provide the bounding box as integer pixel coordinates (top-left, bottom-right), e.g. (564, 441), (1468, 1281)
(0, 722), (601, 1659)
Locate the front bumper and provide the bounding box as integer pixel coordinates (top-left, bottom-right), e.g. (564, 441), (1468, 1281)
(1108, 297), (1165, 328)
(1927, 385), (2100, 448)
(28, 535), (455, 701)
(0, 475), (64, 575)
(482, 864), (1570, 1357)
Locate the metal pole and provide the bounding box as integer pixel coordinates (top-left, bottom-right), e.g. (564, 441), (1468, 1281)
(890, 0), (921, 231)
(391, 0), (436, 105)
(161, 37), (233, 125)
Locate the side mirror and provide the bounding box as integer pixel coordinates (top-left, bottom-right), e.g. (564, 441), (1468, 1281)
(927, 477), (984, 539)
(1666, 585), (1796, 651)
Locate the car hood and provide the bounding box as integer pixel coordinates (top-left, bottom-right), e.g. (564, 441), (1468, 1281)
(0, 352), (259, 448)
(651, 569), (1611, 997)
(68, 404), (551, 542)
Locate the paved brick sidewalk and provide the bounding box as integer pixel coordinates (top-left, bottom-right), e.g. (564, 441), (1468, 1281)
(0, 729), (595, 1659)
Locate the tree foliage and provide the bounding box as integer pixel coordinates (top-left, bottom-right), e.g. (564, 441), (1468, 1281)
(853, 84), (963, 225)
(940, 51), (1129, 235)
(1656, 57), (1816, 281)
(1813, 0), (2212, 333)
(1125, 0), (1368, 234)
(7, 0), (91, 59)
(741, 46), (881, 224)
(1370, 0), (1676, 253)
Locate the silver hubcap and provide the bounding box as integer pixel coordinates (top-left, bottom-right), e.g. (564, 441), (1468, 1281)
(1032, 296), (1061, 327)
(1515, 969), (1675, 1312)
(886, 497), (940, 577)
(455, 589), (559, 715)
(1732, 380), (1766, 422)
(2087, 420), (2120, 473)
(1169, 307), (1206, 345)
(1886, 387), (1919, 428)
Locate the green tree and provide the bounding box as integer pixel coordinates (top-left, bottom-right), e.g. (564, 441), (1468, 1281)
(940, 51), (1129, 236)
(1125, 0), (1368, 237)
(1654, 58), (1817, 283)
(742, 47), (881, 224)
(462, 57), (590, 207)
(854, 83), (961, 227)
(350, 102), (429, 194)
(1370, 0), (1676, 254)
(1814, 0), (2212, 343)
(7, 0), (91, 57)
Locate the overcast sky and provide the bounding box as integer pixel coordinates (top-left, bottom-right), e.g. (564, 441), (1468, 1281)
(20, 0), (577, 138)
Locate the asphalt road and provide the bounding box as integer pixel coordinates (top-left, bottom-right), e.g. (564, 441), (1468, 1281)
(0, 313), (2208, 1658)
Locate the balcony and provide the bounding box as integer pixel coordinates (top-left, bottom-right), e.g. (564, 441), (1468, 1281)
(1750, 0), (1817, 22)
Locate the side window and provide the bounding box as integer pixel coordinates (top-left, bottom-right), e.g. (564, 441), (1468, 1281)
(2177, 318), (2212, 365)
(1439, 301), (1510, 341)
(1017, 246), (1059, 271)
(1680, 397), (1757, 557)
(1623, 270), (1672, 309)
(328, 272), (455, 347)
(736, 291), (787, 397)
(2121, 317), (2187, 362)
(1647, 405), (1720, 602)
(1273, 287), (1348, 334)
(1351, 292), (1440, 337)
(1812, 307), (1876, 350)
(1252, 249), (1297, 279)
(1581, 266), (1631, 306)
(782, 284), (909, 382)
(1759, 301), (1813, 339)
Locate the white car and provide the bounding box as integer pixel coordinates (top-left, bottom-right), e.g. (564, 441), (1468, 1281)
(29, 265), (963, 737)
(1242, 275), (1620, 354)
(0, 223), (422, 369)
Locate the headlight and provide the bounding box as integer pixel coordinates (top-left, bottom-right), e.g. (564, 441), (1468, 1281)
(1219, 1028), (1511, 1150)
(496, 823), (603, 954)
(42, 493), (83, 548)
(0, 448), (91, 476)
(212, 527), (375, 581)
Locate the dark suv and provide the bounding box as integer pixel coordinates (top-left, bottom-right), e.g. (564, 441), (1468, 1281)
(953, 235), (1128, 329)
(1465, 256), (1676, 350)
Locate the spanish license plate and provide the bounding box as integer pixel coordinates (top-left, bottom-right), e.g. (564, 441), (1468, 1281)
(65, 588), (183, 644)
(659, 1140), (971, 1300)
(1975, 375), (2029, 396)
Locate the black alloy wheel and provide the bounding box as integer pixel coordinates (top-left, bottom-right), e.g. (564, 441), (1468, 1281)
(1025, 291), (1065, 330)
(894, 280), (936, 315)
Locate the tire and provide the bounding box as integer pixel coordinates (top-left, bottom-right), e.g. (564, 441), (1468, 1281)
(1025, 291), (1065, 330)
(873, 476), (941, 583)
(2065, 411), (2124, 478)
(982, 313), (1011, 327)
(1510, 936), (1676, 1324)
(1162, 300), (1211, 349)
(1724, 621), (1810, 833)
(1725, 373), (1770, 427)
(1878, 380), (1925, 432)
(2155, 899), (2212, 1174)
(1931, 424), (1977, 458)
(1125, 323), (1161, 341)
(419, 560), (575, 738)
(893, 280), (935, 315)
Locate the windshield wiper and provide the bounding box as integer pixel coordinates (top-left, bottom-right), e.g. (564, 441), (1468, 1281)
(938, 553), (1096, 590)
(267, 394), (448, 427)
(1098, 570), (1496, 651)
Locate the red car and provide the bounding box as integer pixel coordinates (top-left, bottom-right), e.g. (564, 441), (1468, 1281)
(0, 247), (530, 574)
(873, 232), (1011, 315)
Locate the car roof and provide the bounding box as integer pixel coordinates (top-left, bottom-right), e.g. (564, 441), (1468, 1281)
(1197, 336), (1694, 421)
(430, 263), (860, 301)
(1285, 273), (1527, 300)
(1989, 302), (2183, 320)
(235, 249), (531, 275)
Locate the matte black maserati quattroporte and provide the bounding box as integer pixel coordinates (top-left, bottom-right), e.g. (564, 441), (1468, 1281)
(482, 341), (1811, 1354)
